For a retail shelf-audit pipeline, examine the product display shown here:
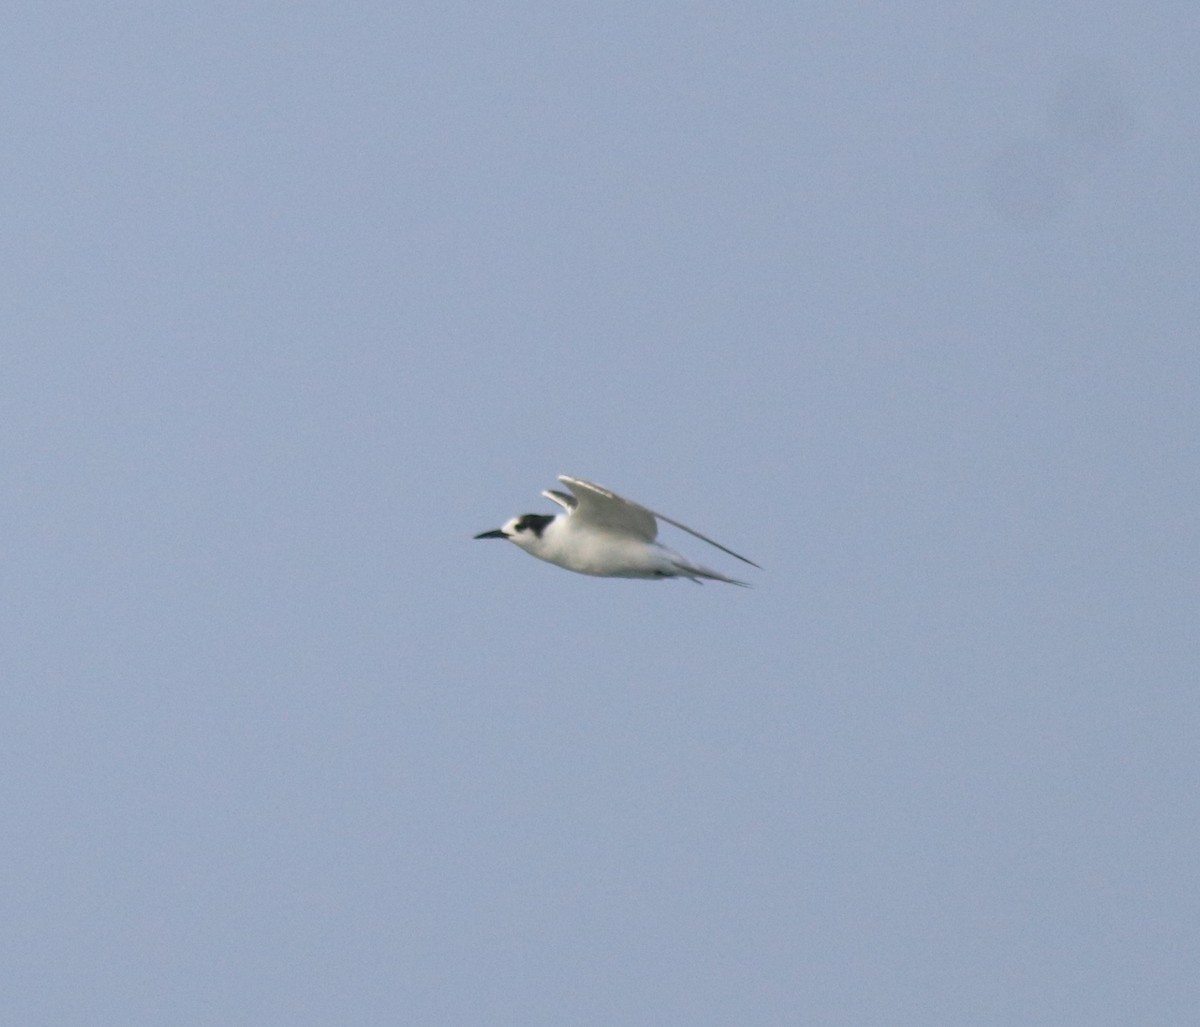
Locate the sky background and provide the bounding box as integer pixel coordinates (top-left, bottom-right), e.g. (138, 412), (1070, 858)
(3, 3), (1198, 1024)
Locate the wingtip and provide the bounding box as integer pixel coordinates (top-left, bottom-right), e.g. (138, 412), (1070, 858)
(542, 488), (575, 511)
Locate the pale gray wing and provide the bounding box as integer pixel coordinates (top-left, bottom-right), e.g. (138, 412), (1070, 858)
(558, 476), (658, 541)
(541, 489), (576, 512)
(559, 476), (761, 568)
(649, 508), (762, 569)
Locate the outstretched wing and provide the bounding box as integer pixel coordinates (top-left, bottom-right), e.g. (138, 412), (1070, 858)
(558, 476), (658, 541)
(559, 476), (761, 568)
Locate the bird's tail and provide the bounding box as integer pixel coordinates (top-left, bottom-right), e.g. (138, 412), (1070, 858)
(671, 558), (751, 587)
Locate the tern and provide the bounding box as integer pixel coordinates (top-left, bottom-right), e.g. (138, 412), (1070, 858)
(474, 475), (760, 585)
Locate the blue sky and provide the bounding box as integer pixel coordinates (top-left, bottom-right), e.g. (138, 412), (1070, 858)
(3, 3), (1197, 1024)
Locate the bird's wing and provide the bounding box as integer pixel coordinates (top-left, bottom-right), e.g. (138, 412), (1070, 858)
(558, 476), (658, 542)
(559, 476), (761, 569)
(541, 489), (576, 512)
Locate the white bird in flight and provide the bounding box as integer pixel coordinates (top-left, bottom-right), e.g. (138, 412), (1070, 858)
(474, 475), (760, 586)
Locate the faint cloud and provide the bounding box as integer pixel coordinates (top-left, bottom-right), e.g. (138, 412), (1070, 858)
(982, 65), (1136, 227)
(983, 136), (1072, 226)
(1050, 67), (1137, 170)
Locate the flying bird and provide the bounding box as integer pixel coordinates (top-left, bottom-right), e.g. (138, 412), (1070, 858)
(474, 475), (760, 585)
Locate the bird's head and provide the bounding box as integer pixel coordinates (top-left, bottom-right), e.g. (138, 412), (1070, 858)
(474, 513), (555, 554)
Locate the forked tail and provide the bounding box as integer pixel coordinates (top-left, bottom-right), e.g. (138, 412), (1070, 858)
(671, 559), (751, 587)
